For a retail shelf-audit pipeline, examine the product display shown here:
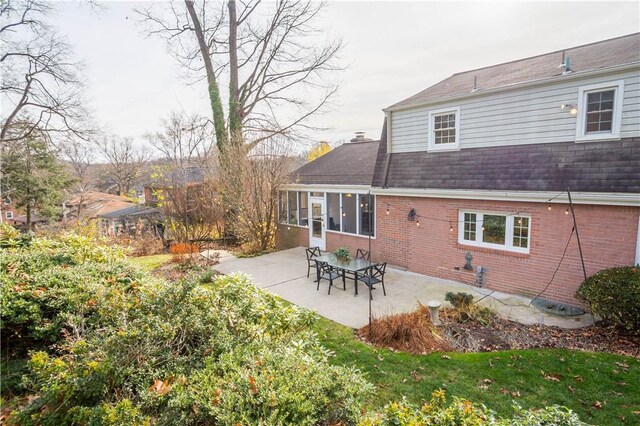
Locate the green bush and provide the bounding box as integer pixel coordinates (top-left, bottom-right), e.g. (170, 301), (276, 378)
(1, 239), (143, 352)
(576, 265), (640, 333)
(445, 291), (474, 309)
(359, 390), (586, 425)
(4, 235), (373, 425)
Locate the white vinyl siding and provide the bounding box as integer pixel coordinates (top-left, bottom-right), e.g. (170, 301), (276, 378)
(390, 70), (640, 153)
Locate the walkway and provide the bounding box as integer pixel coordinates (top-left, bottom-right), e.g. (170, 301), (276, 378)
(210, 247), (594, 329)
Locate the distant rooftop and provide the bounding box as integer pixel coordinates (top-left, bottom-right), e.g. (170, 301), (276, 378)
(389, 32), (640, 110)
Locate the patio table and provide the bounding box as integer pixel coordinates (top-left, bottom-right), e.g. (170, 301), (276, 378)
(315, 253), (374, 296)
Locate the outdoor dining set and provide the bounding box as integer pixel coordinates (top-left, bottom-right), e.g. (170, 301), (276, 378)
(305, 247), (387, 299)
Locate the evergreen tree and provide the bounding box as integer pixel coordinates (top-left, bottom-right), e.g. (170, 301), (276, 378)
(1, 135), (73, 231)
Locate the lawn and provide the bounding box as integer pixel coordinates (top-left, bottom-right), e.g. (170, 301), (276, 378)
(130, 253), (172, 271)
(313, 317), (639, 425)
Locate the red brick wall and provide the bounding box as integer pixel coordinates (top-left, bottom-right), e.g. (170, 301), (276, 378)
(377, 196), (639, 305)
(276, 225), (309, 250)
(276, 197), (639, 305)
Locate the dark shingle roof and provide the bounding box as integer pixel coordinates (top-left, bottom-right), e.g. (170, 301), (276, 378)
(98, 205), (161, 219)
(291, 140), (380, 186)
(373, 138), (640, 193)
(389, 33), (640, 110)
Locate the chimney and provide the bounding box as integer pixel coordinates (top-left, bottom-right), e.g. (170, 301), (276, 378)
(351, 131), (366, 143)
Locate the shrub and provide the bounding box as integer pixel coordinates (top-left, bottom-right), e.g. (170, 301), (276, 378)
(5, 236), (373, 426)
(1, 236), (135, 353)
(445, 291), (474, 309)
(359, 390), (586, 426)
(576, 265), (640, 333)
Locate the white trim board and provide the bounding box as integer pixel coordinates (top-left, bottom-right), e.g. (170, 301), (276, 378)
(372, 188), (640, 207)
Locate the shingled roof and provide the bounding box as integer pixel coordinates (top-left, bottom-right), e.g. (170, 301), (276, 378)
(372, 135), (640, 193)
(389, 33), (640, 110)
(291, 139), (380, 186)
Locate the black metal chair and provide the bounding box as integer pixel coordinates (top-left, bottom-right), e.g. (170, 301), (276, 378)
(356, 249), (370, 261)
(315, 260), (344, 294)
(356, 262), (387, 299)
(305, 246), (321, 278)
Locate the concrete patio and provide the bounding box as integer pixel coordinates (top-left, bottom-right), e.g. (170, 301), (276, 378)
(209, 246), (594, 329)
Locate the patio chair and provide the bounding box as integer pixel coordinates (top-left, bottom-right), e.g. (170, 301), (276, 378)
(356, 249), (370, 261)
(315, 260), (345, 294)
(306, 246), (321, 278)
(356, 262), (387, 299)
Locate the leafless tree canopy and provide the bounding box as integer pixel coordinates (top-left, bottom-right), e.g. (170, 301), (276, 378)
(144, 110), (215, 168)
(217, 137), (296, 252)
(0, 0), (90, 145)
(136, 0), (343, 150)
(95, 136), (150, 196)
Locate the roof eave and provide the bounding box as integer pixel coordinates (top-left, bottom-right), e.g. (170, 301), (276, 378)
(383, 61), (640, 113)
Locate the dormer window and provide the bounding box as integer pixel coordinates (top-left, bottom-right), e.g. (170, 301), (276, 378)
(428, 107), (460, 151)
(576, 80), (624, 142)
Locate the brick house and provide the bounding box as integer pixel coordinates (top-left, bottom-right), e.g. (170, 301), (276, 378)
(277, 33), (640, 306)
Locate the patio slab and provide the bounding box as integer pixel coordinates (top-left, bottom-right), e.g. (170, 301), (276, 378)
(212, 247), (594, 329)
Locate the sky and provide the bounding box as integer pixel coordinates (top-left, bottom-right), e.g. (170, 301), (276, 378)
(46, 0), (640, 150)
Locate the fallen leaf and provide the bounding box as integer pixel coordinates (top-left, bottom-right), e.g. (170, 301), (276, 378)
(482, 378), (493, 384)
(592, 401), (603, 409)
(441, 355), (450, 359)
(574, 375), (584, 382)
(149, 379), (171, 395)
(568, 385), (575, 393)
(544, 373), (562, 382)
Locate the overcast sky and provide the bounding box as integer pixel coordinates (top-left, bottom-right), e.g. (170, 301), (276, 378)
(48, 1), (640, 150)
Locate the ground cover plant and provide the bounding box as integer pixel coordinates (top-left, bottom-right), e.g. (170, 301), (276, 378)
(1, 231), (372, 425)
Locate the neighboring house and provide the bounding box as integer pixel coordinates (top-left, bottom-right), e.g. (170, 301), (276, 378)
(63, 192), (136, 222)
(97, 204), (163, 237)
(0, 195), (20, 223)
(278, 33), (640, 306)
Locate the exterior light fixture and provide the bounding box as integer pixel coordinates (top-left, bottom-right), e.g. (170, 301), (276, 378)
(449, 223), (453, 232)
(481, 226), (485, 231)
(561, 103), (578, 115)
(408, 208), (416, 221)
(565, 208), (570, 215)
(416, 218), (420, 227)
(547, 205), (552, 211)
(386, 206), (390, 215)
(345, 193), (353, 198)
(287, 226), (291, 230)
(342, 212), (346, 217)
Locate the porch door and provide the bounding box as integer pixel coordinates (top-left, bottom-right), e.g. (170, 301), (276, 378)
(309, 198), (326, 251)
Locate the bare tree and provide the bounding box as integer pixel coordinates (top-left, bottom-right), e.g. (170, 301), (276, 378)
(216, 137), (296, 252)
(136, 0), (342, 152)
(145, 111), (221, 243)
(95, 136), (150, 196)
(1, 0), (90, 145)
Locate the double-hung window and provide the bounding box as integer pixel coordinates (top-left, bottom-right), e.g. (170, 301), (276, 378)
(428, 107), (460, 151)
(459, 211), (530, 253)
(575, 80), (624, 142)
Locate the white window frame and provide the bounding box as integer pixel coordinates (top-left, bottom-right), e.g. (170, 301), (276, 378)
(279, 190), (309, 228)
(324, 192), (376, 239)
(575, 80), (624, 142)
(458, 210), (530, 254)
(428, 106), (460, 152)
(5, 211), (13, 219)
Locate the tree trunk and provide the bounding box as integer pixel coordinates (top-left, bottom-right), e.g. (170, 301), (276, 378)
(228, 0), (241, 145)
(26, 201), (32, 232)
(184, 0), (228, 151)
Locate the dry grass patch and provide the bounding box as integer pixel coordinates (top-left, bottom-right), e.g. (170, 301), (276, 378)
(357, 303), (452, 354)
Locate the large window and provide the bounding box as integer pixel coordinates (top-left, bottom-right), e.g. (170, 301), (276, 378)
(458, 211), (530, 253)
(576, 80), (624, 142)
(428, 107), (460, 151)
(5, 211), (13, 219)
(341, 194), (357, 234)
(359, 194), (375, 236)
(279, 190), (375, 237)
(279, 190), (306, 226)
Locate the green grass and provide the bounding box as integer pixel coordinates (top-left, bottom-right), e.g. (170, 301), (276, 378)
(312, 316), (640, 425)
(130, 254), (172, 271)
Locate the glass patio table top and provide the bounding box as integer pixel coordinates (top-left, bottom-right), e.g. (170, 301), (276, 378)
(314, 253), (373, 272)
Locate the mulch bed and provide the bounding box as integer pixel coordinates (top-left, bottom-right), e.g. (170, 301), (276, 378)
(358, 306), (640, 358)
